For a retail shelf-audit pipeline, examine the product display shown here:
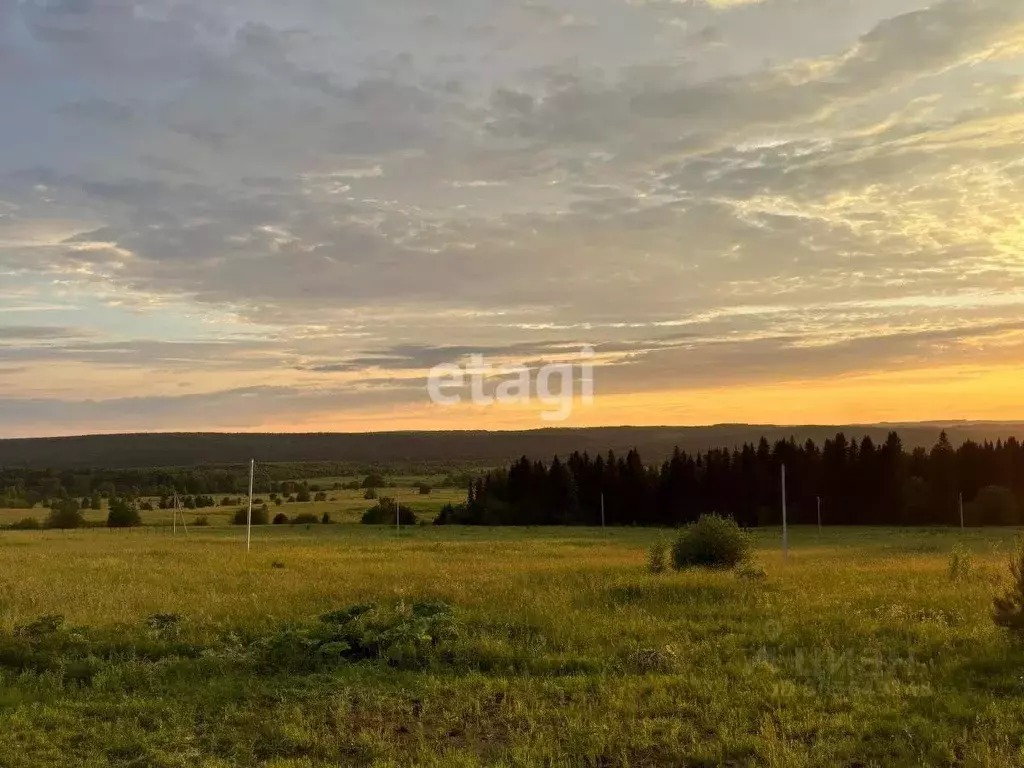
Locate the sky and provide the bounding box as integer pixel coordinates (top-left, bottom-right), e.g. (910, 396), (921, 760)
(1, 0), (1023, 437)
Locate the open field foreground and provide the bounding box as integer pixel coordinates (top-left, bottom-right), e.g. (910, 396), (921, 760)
(1, 527), (1024, 767)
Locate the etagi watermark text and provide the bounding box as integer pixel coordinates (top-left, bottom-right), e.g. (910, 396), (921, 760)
(427, 347), (595, 422)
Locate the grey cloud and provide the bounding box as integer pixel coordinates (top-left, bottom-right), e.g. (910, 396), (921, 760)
(0, 381), (426, 435)
(56, 99), (135, 123)
(630, 0), (1024, 127)
(0, 338), (283, 369)
(595, 319), (1024, 394)
(0, 326), (92, 341)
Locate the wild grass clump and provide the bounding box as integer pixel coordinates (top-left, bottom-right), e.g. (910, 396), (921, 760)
(737, 563), (767, 582)
(258, 601), (458, 671)
(145, 613), (182, 639)
(622, 644), (679, 674)
(647, 540), (667, 574)
(949, 544), (973, 582)
(994, 541), (1024, 636)
(671, 514), (751, 570)
(0, 613), (201, 683)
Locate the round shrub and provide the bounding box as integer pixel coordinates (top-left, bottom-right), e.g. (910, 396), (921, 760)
(232, 505), (270, 525)
(107, 498), (142, 528)
(272, 513), (289, 525)
(46, 499), (84, 529)
(671, 514), (751, 570)
(361, 497), (417, 525)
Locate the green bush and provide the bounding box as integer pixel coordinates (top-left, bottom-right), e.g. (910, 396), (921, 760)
(193, 516), (209, 527)
(363, 488), (378, 500)
(107, 498), (142, 528)
(362, 497), (417, 526)
(272, 513), (289, 525)
(232, 505), (270, 525)
(45, 499), (84, 530)
(321, 512), (332, 524)
(418, 484), (432, 495)
(10, 517), (41, 531)
(671, 514), (751, 570)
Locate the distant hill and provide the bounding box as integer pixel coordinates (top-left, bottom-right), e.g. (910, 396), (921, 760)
(2, 422), (1024, 470)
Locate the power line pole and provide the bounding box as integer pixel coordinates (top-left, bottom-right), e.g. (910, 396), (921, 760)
(246, 459), (254, 552)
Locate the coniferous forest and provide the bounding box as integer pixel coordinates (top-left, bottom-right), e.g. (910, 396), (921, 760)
(440, 431), (1024, 527)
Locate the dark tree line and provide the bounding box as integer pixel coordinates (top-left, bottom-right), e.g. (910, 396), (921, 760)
(441, 431), (1024, 527)
(0, 466), (409, 508)
(0, 460), (452, 506)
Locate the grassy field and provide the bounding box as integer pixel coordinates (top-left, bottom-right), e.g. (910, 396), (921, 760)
(0, 487), (467, 528)
(1, 525), (1023, 766)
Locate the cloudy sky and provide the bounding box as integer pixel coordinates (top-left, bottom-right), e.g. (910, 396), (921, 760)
(1, 0), (1023, 436)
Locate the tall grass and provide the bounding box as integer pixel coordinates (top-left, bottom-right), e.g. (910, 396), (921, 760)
(0, 525), (1022, 766)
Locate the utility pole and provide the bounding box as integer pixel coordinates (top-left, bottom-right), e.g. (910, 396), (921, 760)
(246, 459), (254, 552)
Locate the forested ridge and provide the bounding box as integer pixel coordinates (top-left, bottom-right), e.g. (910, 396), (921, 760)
(440, 430), (1024, 527)
(3, 422), (1024, 469)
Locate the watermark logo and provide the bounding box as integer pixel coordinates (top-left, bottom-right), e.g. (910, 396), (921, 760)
(427, 346), (595, 422)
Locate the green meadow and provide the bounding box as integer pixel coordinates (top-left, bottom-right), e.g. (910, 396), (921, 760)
(0, 487), (467, 529)
(1, 525), (1023, 767)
